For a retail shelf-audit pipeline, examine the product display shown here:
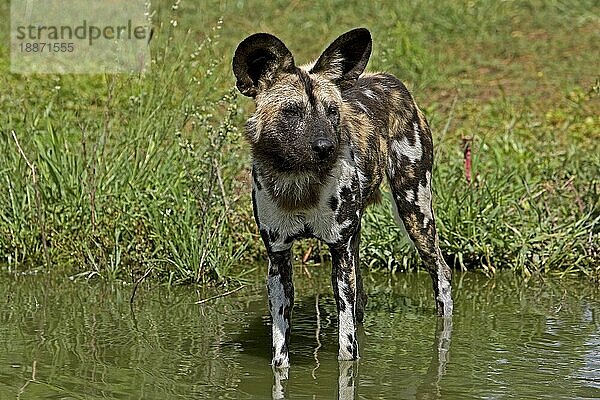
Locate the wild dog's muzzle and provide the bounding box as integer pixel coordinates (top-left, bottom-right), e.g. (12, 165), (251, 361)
(311, 138), (335, 160)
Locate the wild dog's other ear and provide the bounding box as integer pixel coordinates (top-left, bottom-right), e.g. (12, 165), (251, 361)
(233, 33), (295, 97)
(310, 28), (372, 89)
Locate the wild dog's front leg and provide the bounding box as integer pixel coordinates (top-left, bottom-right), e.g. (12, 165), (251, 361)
(253, 176), (295, 368)
(266, 249), (294, 368)
(330, 228), (361, 360)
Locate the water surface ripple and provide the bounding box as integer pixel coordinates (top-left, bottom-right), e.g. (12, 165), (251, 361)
(1, 270), (598, 399)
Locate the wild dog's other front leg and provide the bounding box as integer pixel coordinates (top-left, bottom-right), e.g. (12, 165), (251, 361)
(330, 229), (361, 360)
(266, 249), (294, 368)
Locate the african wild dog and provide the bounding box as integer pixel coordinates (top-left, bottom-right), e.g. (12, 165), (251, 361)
(233, 28), (453, 368)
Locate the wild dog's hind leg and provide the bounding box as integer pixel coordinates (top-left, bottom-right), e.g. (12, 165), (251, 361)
(387, 115), (453, 316)
(330, 228), (361, 360)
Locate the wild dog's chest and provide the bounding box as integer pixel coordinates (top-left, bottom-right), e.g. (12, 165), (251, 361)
(252, 157), (362, 250)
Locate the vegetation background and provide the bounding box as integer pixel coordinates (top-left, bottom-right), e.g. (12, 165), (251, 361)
(0, 0), (598, 286)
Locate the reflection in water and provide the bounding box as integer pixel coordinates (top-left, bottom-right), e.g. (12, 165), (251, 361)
(573, 303), (600, 389)
(272, 367), (288, 399)
(338, 360), (356, 400)
(271, 292), (454, 400)
(416, 316), (453, 399)
(335, 317), (452, 400)
(271, 360), (357, 400)
(1, 271), (599, 399)
(312, 293), (322, 379)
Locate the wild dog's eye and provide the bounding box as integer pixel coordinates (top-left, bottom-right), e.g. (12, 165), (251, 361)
(326, 104), (339, 118)
(281, 103), (303, 119)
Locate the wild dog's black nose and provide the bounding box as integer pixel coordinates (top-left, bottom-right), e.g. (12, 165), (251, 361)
(311, 138), (335, 160)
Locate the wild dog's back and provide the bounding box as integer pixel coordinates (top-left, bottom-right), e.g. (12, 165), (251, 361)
(341, 72), (434, 207)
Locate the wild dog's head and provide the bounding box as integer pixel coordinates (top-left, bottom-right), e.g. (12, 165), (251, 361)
(233, 28), (372, 175)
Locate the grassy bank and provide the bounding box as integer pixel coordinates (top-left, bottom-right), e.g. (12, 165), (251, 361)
(0, 0), (598, 284)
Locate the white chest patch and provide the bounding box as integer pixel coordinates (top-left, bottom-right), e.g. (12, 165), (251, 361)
(254, 155), (359, 249)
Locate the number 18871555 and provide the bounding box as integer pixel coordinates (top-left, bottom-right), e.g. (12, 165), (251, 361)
(19, 42), (74, 53)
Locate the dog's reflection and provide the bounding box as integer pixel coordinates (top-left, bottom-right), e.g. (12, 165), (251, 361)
(271, 360), (357, 400)
(416, 316), (453, 400)
(270, 294), (453, 399)
(338, 360), (357, 400)
(272, 367), (288, 400)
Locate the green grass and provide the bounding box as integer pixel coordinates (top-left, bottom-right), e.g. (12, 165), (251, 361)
(0, 0), (598, 284)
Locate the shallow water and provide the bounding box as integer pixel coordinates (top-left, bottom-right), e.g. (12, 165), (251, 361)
(1, 268), (599, 399)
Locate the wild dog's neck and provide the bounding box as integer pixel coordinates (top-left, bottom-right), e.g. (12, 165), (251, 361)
(252, 161), (325, 211)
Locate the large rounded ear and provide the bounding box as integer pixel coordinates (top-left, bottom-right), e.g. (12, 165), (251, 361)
(310, 28), (372, 89)
(232, 33), (295, 98)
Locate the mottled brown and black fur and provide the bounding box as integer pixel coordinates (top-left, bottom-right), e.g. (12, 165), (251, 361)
(233, 28), (453, 368)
